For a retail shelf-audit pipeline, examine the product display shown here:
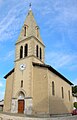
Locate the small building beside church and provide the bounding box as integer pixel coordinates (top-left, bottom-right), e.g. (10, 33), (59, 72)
(3, 7), (73, 116)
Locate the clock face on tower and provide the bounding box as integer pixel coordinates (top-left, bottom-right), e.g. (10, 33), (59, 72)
(19, 64), (26, 71)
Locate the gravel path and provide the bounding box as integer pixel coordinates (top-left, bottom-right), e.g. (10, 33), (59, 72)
(0, 113), (77, 120)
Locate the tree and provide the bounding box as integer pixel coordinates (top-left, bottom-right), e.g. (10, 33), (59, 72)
(72, 85), (77, 94)
(74, 102), (77, 109)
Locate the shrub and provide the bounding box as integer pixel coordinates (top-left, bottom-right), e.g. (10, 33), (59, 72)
(74, 102), (77, 109)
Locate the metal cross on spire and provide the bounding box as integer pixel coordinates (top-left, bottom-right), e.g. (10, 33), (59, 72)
(29, 3), (32, 11)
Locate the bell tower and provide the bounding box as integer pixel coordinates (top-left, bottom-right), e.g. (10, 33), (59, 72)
(11, 6), (45, 113)
(15, 7), (45, 64)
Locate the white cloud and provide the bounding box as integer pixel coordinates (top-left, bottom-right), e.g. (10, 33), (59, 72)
(0, 0), (77, 43)
(4, 50), (14, 61)
(41, 0), (77, 28)
(0, 82), (3, 87)
(45, 51), (77, 69)
(0, 0), (3, 3)
(0, 91), (4, 100)
(0, 2), (26, 42)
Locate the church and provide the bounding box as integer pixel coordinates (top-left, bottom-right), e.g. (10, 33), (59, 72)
(3, 6), (73, 116)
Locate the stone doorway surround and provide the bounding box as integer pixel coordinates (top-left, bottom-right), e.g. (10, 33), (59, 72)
(11, 91), (33, 114)
(11, 91), (25, 113)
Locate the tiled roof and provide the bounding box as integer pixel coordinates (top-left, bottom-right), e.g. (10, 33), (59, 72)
(33, 62), (73, 85)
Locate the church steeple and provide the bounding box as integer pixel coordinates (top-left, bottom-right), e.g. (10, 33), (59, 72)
(16, 6), (43, 44)
(15, 6), (45, 63)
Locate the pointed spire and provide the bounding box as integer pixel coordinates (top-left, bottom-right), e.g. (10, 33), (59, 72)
(16, 4), (44, 44)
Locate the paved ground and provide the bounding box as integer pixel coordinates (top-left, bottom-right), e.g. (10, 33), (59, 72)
(0, 113), (77, 120)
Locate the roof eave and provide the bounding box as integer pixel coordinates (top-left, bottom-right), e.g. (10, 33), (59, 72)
(4, 68), (14, 79)
(32, 62), (73, 86)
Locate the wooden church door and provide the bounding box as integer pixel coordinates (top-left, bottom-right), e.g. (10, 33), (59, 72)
(18, 100), (24, 113)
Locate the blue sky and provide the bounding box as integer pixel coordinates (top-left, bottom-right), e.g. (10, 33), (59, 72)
(0, 0), (77, 100)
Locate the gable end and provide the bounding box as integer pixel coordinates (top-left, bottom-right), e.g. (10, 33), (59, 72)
(4, 68), (14, 79)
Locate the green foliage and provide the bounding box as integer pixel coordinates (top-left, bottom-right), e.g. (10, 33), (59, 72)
(74, 102), (77, 109)
(72, 85), (77, 94)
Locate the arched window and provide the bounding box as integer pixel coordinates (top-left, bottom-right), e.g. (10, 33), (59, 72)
(24, 44), (28, 57)
(37, 28), (39, 37)
(61, 87), (64, 99)
(40, 48), (42, 60)
(20, 46), (23, 59)
(21, 80), (23, 88)
(36, 26), (39, 37)
(36, 45), (38, 57)
(52, 81), (55, 96)
(24, 26), (26, 36)
(68, 90), (70, 101)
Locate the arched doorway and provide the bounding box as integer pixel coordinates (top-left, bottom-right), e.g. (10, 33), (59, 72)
(18, 91), (25, 113)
